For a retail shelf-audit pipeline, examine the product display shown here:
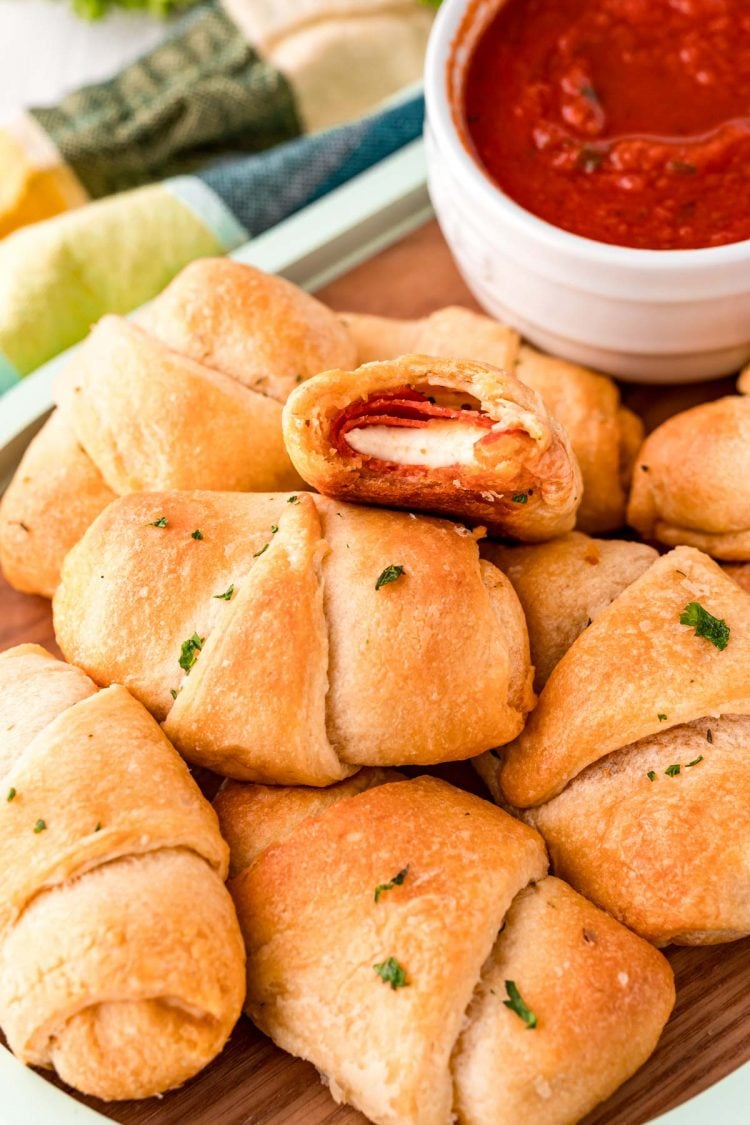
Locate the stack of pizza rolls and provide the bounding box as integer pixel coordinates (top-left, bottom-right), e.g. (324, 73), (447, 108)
(479, 545), (750, 946)
(0, 644), (245, 1100)
(0, 258), (356, 597)
(53, 492), (534, 784)
(214, 770), (675, 1125)
(340, 306), (642, 533)
(282, 355), (583, 539)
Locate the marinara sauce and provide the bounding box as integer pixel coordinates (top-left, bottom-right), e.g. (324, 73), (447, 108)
(462, 0), (750, 250)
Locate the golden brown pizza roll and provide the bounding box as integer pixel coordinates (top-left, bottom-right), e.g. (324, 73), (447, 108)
(628, 395), (750, 559)
(0, 258), (356, 599)
(484, 533), (657, 690)
(0, 644), (245, 1100)
(215, 771), (674, 1125)
(53, 491), (534, 784)
(724, 562), (750, 595)
(479, 546), (750, 945)
(283, 355), (582, 540)
(341, 307), (643, 533)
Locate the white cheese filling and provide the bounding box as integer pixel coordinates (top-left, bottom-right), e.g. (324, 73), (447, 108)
(345, 419), (489, 468)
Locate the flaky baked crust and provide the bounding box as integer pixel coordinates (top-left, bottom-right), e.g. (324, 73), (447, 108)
(0, 258), (356, 598)
(484, 532), (657, 690)
(216, 772), (674, 1125)
(628, 395), (750, 559)
(479, 547), (750, 945)
(340, 307), (642, 533)
(282, 354), (582, 540)
(53, 491), (534, 784)
(0, 645), (245, 1100)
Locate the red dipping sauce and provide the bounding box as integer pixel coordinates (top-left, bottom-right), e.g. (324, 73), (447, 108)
(462, 0), (750, 250)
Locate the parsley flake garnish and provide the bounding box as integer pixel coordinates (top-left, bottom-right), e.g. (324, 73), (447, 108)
(504, 980), (537, 1029)
(373, 957), (408, 990)
(512, 493), (528, 504)
(253, 543), (269, 558)
(33, 819), (46, 833)
(287, 495), (299, 504)
(657, 713), (667, 722)
(179, 633), (204, 674)
(679, 602), (730, 651)
(95, 822), (102, 832)
(191, 529), (203, 540)
(647, 771), (656, 782)
(706, 729), (714, 744)
(376, 564), (405, 590)
(374, 866), (409, 903)
(148, 516), (168, 528)
(665, 764), (681, 777)
(687, 755), (704, 768)
(6, 787), (15, 802)
(214, 584), (235, 601)
(169, 688), (179, 700)
(271, 525), (279, 534)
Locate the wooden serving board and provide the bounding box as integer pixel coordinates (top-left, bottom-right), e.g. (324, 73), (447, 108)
(1, 220), (748, 1125)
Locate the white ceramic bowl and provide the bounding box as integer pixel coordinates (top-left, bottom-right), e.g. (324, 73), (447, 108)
(424, 0), (750, 384)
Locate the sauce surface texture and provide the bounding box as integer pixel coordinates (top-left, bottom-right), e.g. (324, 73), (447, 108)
(462, 0), (750, 250)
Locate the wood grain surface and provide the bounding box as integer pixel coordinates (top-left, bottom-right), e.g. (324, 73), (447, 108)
(1, 220), (748, 1125)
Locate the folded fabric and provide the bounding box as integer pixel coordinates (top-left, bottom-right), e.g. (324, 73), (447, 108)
(0, 0), (432, 239)
(0, 91), (424, 391)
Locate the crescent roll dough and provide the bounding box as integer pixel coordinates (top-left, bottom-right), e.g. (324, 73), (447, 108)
(0, 645), (245, 1100)
(282, 355), (582, 540)
(53, 492), (534, 784)
(628, 395), (750, 559)
(215, 771), (674, 1125)
(484, 533), (657, 690)
(0, 258), (356, 598)
(340, 307), (643, 533)
(480, 546), (750, 945)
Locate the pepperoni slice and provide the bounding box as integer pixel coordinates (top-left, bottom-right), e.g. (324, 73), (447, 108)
(331, 386), (493, 456)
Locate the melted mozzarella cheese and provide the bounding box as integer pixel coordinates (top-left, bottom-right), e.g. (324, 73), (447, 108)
(345, 419), (485, 468)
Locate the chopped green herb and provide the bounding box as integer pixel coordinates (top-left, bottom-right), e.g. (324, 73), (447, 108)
(647, 771), (656, 782)
(374, 866), (409, 903)
(179, 633), (204, 674)
(657, 713), (667, 722)
(686, 755), (704, 768)
(706, 729), (714, 744)
(6, 787), (15, 802)
(169, 688), (179, 700)
(191, 529), (203, 540)
(271, 524), (279, 534)
(148, 516), (168, 528)
(254, 543), (269, 558)
(33, 819), (46, 833)
(214, 584), (235, 601)
(665, 764), (681, 777)
(503, 980), (537, 1029)
(679, 602), (730, 650)
(287, 495), (299, 504)
(373, 957), (409, 990)
(376, 564), (405, 590)
(95, 822), (102, 832)
(512, 493), (528, 504)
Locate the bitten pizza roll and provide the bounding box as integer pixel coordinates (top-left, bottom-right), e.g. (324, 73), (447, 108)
(53, 492), (534, 784)
(484, 532), (657, 690)
(341, 307), (643, 533)
(479, 546), (750, 946)
(0, 258), (356, 598)
(0, 645), (245, 1100)
(215, 771), (674, 1125)
(628, 395), (750, 559)
(282, 355), (582, 540)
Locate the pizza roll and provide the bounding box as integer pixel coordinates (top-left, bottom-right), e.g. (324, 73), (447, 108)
(215, 771), (674, 1125)
(0, 644), (245, 1100)
(0, 258), (356, 598)
(283, 355), (582, 540)
(340, 307), (643, 533)
(53, 492), (534, 784)
(628, 395), (750, 560)
(480, 546), (750, 945)
(484, 533), (657, 690)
